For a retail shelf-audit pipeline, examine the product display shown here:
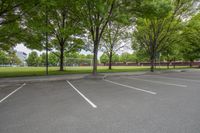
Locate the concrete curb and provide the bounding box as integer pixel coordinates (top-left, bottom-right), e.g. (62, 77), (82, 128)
(103, 71), (148, 79)
(0, 72), (148, 84)
(0, 74), (87, 84)
(0, 68), (198, 84)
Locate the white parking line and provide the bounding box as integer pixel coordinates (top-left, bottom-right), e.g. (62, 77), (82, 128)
(143, 75), (200, 83)
(125, 77), (187, 87)
(0, 83), (26, 103)
(103, 79), (156, 95)
(67, 80), (97, 108)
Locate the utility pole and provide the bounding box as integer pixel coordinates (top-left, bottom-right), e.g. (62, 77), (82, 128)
(45, 6), (49, 75)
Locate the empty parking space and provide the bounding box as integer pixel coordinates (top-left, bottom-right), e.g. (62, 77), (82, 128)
(124, 76), (187, 87)
(126, 72), (200, 88)
(0, 83), (26, 104)
(0, 81), (98, 133)
(1, 71), (200, 133)
(0, 83), (24, 101)
(152, 71), (200, 82)
(69, 79), (156, 108)
(106, 76), (188, 95)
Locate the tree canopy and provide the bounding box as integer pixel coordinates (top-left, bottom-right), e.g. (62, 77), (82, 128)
(0, 0), (199, 73)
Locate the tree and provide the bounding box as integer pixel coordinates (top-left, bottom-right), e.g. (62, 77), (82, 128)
(179, 13), (200, 67)
(0, 50), (9, 65)
(100, 53), (109, 65)
(23, 0), (84, 71)
(101, 21), (131, 69)
(112, 54), (120, 63)
(38, 53), (46, 66)
(49, 52), (59, 66)
(8, 51), (22, 65)
(132, 0), (195, 72)
(78, 0), (140, 74)
(133, 50), (149, 63)
(0, 0), (20, 51)
(78, 0), (117, 75)
(48, 0), (84, 71)
(26, 51), (39, 66)
(119, 52), (135, 63)
(0, 0), (39, 51)
(160, 39), (182, 69)
(0, 50), (21, 65)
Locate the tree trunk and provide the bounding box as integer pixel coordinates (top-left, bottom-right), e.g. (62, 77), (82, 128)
(92, 41), (98, 75)
(59, 44), (64, 71)
(108, 51), (112, 70)
(150, 54), (155, 72)
(167, 61), (170, 69)
(190, 60), (193, 68)
(173, 57), (176, 69)
(167, 55), (170, 69)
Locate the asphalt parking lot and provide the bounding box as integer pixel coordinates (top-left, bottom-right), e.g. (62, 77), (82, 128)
(0, 71), (200, 133)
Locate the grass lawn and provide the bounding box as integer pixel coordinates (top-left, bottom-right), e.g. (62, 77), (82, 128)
(0, 66), (189, 78)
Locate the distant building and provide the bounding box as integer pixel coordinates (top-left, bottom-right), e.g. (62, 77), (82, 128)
(16, 51), (27, 66)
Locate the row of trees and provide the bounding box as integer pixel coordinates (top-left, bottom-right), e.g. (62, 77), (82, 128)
(0, 0), (199, 74)
(26, 51), (93, 67)
(101, 0), (200, 71)
(100, 52), (137, 65)
(0, 50), (21, 65)
(132, 0), (200, 72)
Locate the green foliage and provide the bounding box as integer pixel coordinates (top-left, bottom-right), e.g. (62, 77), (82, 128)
(78, 0), (118, 73)
(9, 51), (22, 65)
(48, 0), (84, 52)
(0, 50), (9, 64)
(0, 50), (21, 65)
(100, 53), (120, 65)
(134, 50), (149, 62)
(0, 0), (39, 51)
(64, 52), (93, 66)
(112, 54), (120, 62)
(38, 53), (46, 66)
(26, 51), (39, 66)
(1, 0), (199, 74)
(100, 53), (109, 64)
(132, 0), (196, 71)
(22, 0), (85, 70)
(138, 0), (172, 19)
(120, 52), (136, 63)
(49, 52), (59, 66)
(179, 13), (200, 61)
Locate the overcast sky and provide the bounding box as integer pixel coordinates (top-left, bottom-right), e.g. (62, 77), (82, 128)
(14, 44), (103, 59)
(14, 43), (133, 59)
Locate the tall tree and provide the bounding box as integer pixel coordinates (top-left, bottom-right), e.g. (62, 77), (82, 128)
(120, 52), (136, 63)
(100, 53), (109, 65)
(26, 51), (39, 66)
(23, 0), (84, 71)
(78, 0), (117, 75)
(48, 0), (84, 71)
(0, 50), (9, 65)
(101, 22), (131, 69)
(132, 0), (195, 72)
(179, 13), (200, 67)
(38, 53), (46, 66)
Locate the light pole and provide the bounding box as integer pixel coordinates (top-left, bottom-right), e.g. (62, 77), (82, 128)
(45, 6), (49, 75)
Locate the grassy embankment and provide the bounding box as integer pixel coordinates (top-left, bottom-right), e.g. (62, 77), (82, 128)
(0, 66), (189, 78)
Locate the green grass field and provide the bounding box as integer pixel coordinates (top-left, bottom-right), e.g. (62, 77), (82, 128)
(0, 66), (190, 78)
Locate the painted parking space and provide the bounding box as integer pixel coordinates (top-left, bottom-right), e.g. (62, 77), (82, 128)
(0, 71), (200, 133)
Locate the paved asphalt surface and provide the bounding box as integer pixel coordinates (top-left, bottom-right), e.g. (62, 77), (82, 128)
(0, 71), (200, 133)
